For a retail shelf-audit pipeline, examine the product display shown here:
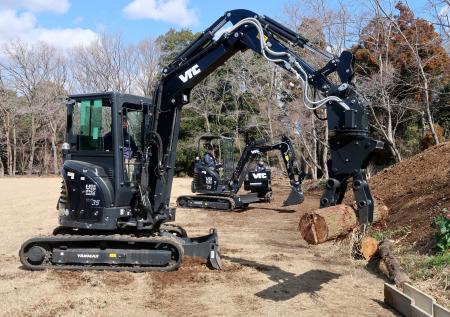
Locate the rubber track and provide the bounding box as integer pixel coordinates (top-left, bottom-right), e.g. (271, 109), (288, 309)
(19, 234), (184, 272)
(177, 195), (236, 211)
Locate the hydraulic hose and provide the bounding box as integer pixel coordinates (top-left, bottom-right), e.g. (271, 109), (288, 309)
(224, 18), (350, 111)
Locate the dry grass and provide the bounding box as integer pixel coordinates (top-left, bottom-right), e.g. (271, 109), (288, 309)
(367, 225), (449, 307)
(399, 249), (450, 307)
(0, 177), (397, 316)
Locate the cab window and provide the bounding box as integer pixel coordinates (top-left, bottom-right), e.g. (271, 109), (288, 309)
(72, 99), (112, 151)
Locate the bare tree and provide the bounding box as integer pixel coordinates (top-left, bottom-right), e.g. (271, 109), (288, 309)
(358, 65), (409, 161)
(0, 97), (21, 176)
(372, 0), (446, 145)
(36, 81), (67, 174)
(135, 38), (161, 96)
(1, 41), (67, 174)
(428, 0), (450, 46)
(354, 13), (408, 161)
(71, 34), (139, 94)
(0, 82), (17, 175)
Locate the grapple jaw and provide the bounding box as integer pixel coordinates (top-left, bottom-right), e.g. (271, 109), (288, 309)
(283, 186), (305, 206)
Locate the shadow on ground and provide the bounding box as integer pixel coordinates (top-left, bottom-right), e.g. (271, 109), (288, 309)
(253, 206), (298, 213)
(372, 299), (402, 316)
(223, 256), (341, 301)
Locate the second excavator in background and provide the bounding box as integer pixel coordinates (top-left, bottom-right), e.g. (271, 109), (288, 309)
(177, 135), (305, 211)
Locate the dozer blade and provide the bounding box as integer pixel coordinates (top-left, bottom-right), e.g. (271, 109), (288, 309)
(283, 187), (305, 206)
(208, 243), (223, 270)
(20, 227), (223, 272)
(181, 228), (223, 270)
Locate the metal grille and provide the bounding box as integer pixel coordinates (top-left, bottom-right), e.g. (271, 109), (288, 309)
(107, 168), (114, 183)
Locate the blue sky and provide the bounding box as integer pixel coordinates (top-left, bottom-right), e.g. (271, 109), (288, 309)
(36, 0), (289, 42)
(0, 0), (438, 49)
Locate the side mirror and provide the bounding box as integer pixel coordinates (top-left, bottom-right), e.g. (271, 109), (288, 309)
(61, 142), (70, 158)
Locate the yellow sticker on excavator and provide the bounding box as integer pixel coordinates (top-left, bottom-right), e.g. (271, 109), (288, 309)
(109, 253), (117, 258)
(256, 33), (269, 43)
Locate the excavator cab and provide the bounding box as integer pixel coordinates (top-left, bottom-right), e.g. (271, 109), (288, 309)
(191, 135), (237, 194)
(60, 92), (152, 231)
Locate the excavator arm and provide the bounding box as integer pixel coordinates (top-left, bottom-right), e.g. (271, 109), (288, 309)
(229, 136), (305, 206)
(148, 9), (383, 225)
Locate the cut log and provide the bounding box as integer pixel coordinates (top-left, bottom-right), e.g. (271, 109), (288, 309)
(360, 236), (379, 260)
(298, 199), (388, 244)
(377, 240), (410, 288)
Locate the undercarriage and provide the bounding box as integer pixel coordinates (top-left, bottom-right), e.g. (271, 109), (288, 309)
(177, 189), (303, 212)
(20, 227), (222, 272)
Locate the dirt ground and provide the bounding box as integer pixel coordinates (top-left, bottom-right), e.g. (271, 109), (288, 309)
(0, 177), (396, 317)
(371, 142), (450, 246)
(369, 142), (450, 306)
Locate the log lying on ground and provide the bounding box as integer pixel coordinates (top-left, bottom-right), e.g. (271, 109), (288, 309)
(357, 239), (410, 287)
(298, 199), (388, 244)
(377, 240), (410, 287)
(360, 236), (379, 260)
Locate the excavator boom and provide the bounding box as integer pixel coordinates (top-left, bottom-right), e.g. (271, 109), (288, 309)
(230, 136), (305, 207)
(150, 9), (382, 224)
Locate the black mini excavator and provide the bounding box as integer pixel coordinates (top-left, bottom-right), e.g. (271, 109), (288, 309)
(20, 9), (383, 272)
(176, 135), (304, 211)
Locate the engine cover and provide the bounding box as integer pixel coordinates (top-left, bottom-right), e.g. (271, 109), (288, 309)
(244, 170), (271, 193)
(192, 164), (221, 193)
(58, 160), (123, 230)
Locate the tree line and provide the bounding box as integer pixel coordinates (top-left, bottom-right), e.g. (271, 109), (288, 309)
(0, 0), (448, 178)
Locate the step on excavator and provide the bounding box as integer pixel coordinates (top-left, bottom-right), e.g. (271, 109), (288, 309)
(19, 9), (383, 272)
(176, 135), (305, 211)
